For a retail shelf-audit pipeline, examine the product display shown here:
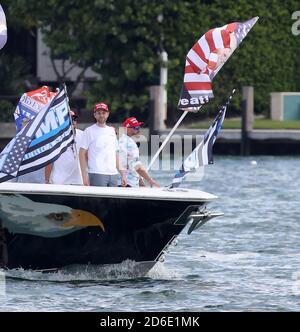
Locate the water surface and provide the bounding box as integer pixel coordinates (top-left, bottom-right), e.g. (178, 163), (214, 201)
(1, 156), (299, 311)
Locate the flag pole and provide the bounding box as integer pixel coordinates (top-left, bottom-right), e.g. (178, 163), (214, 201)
(147, 110), (188, 171)
(63, 83), (77, 158)
(147, 107), (202, 171)
(63, 83), (83, 183)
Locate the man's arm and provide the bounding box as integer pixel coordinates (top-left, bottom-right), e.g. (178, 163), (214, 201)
(135, 165), (160, 187)
(45, 164), (53, 184)
(79, 148), (90, 186)
(116, 153), (126, 187)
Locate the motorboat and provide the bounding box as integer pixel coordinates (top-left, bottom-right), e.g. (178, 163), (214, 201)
(0, 182), (221, 275)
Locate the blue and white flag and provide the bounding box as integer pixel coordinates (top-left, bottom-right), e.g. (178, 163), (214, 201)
(171, 89), (235, 188)
(0, 88), (74, 183)
(0, 5), (7, 50)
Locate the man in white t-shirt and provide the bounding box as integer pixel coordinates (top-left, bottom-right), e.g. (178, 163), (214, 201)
(119, 117), (160, 188)
(79, 102), (126, 187)
(45, 110), (83, 185)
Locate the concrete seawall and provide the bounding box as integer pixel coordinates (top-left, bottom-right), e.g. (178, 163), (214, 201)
(158, 129), (300, 155)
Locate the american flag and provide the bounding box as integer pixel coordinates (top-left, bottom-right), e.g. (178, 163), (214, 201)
(178, 17), (258, 110)
(0, 4), (7, 50)
(0, 88), (74, 182)
(0, 136), (31, 176)
(171, 89), (235, 188)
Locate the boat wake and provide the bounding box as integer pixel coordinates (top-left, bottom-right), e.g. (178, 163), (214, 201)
(1, 260), (179, 282)
(147, 262), (181, 280)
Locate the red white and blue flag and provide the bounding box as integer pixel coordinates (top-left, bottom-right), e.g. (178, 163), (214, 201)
(14, 86), (58, 132)
(178, 17), (258, 110)
(0, 4), (7, 50)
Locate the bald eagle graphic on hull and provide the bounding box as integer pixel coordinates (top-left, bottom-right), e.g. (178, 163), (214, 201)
(0, 194), (104, 238)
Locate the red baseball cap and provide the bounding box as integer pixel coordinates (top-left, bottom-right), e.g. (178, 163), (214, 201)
(70, 110), (78, 119)
(94, 102), (109, 113)
(122, 117), (144, 128)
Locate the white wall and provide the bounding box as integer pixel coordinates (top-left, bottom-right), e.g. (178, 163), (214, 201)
(37, 29), (101, 83)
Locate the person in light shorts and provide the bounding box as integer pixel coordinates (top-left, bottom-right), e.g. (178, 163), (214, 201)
(79, 102), (126, 187)
(119, 117), (159, 188)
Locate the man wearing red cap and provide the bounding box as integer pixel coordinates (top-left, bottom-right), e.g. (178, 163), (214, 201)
(119, 117), (160, 188)
(79, 102), (126, 187)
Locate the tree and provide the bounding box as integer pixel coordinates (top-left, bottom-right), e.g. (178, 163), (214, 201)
(5, 1), (212, 119)
(3, 0), (300, 121)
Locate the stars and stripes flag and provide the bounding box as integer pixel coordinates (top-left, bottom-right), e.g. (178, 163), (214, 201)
(0, 88), (74, 183)
(0, 4), (7, 50)
(178, 17), (258, 110)
(14, 86), (59, 133)
(171, 89), (235, 188)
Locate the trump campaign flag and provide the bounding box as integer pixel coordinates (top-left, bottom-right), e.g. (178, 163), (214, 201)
(14, 86), (58, 132)
(178, 17), (258, 110)
(147, 17), (258, 171)
(0, 88), (74, 183)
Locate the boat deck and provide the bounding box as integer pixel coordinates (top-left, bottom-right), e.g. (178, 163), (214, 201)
(0, 183), (217, 202)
